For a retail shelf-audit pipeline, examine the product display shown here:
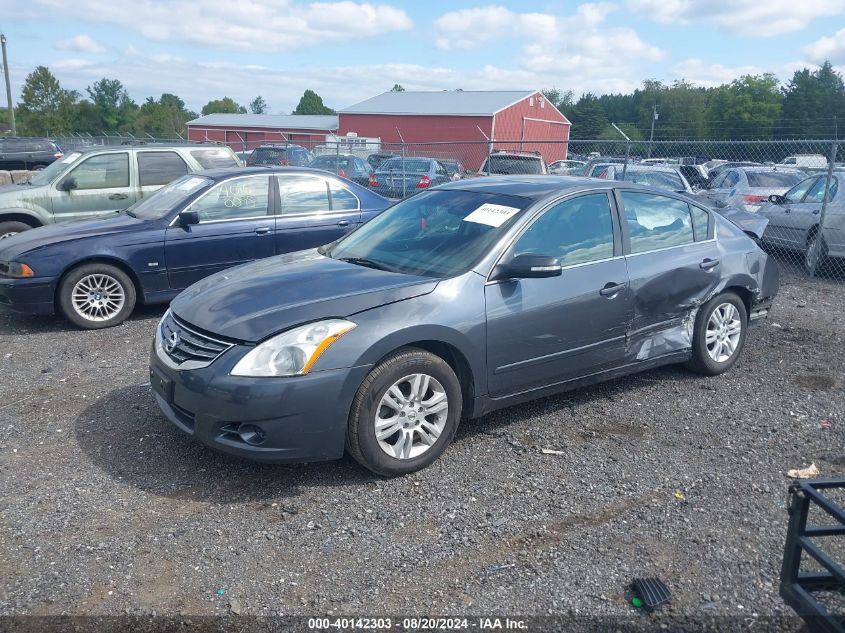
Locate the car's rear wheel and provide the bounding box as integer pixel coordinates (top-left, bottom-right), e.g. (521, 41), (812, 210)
(686, 292), (747, 376)
(0, 221), (32, 240)
(346, 348), (462, 476)
(804, 231), (827, 274)
(57, 263), (136, 329)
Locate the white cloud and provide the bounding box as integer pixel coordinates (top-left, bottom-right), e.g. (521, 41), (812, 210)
(433, 4), (663, 95)
(627, 0), (845, 36)
(15, 0), (412, 51)
(671, 59), (763, 87)
(55, 34), (106, 54)
(52, 58), (97, 70)
(805, 28), (845, 64)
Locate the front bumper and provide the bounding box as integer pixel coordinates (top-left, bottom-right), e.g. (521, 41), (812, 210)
(149, 339), (371, 464)
(0, 276), (56, 315)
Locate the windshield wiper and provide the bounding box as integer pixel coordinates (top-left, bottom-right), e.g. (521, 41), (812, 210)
(337, 257), (395, 272)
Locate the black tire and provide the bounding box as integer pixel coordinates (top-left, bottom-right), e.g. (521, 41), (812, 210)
(804, 231), (828, 275)
(346, 348), (463, 476)
(686, 291), (748, 376)
(31, 164), (47, 171)
(0, 221), (33, 240)
(57, 263), (137, 329)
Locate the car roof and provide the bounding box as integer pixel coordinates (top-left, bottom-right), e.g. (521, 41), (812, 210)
(610, 164), (680, 173)
(435, 175), (611, 199)
(69, 144), (229, 155)
(196, 166), (347, 180)
(734, 165), (803, 173)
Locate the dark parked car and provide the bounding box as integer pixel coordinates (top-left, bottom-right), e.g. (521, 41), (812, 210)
(369, 157), (451, 198)
(0, 167), (389, 328)
(308, 154), (373, 186)
(439, 159), (467, 180)
(367, 152), (398, 170)
(0, 137), (63, 170)
(247, 144), (313, 167)
(149, 176), (779, 475)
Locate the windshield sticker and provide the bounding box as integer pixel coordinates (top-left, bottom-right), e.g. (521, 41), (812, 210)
(463, 203), (521, 227)
(62, 152), (82, 164)
(176, 176), (209, 192)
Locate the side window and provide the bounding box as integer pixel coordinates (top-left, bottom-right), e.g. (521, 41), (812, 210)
(278, 176), (330, 214)
(329, 180), (359, 211)
(690, 205), (710, 241)
(806, 176), (838, 203)
(355, 158), (369, 172)
(435, 162), (448, 177)
(512, 193), (615, 266)
(69, 153), (130, 190)
(138, 152), (189, 187)
(191, 176), (270, 222)
(724, 171), (741, 188)
(784, 177), (816, 203)
(710, 172), (728, 188)
(621, 191), (694, 253)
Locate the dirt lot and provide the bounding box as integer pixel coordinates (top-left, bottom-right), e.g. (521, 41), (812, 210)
(1, 264), (844, 630)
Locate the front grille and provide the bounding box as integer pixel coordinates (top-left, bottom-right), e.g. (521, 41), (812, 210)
(161, 312), (233, 367)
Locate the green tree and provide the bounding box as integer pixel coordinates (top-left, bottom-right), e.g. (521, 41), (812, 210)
(542, 88), (574, 115)
(598, 122), (643, 141)
(705, 74), (782, 140)
(249, 96), (268, 114)
(390, 84), (405, 92)
(779, 62), (845, 138)
(567, 94), (608, 139)
(16, 66), (79, 135)
(70, 100), (105, 134)
(636, 80), (707, 139)
(292, 89), (334, 115)
(86, 78), (137, 132)
(132, 93), (196, 137)
(201, 97), (247, 116)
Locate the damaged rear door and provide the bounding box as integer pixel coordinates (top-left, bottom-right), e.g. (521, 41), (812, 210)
(617, 190), (720, 360)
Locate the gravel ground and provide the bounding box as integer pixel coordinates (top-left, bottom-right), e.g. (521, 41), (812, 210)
(1, 264), (844, 630)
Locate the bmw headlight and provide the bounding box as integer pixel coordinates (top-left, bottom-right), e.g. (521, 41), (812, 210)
(231, 319), (356, 377)
(0, 261), (35, 278)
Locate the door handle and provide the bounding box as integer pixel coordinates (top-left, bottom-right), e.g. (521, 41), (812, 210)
(254, 227), (271, 235)
(109, 193), (128, 200)
(700, 258), (720, 271)
(812, 208), (820, 215)
(599, 282), (626, 297)
(337, 220), (350, 227)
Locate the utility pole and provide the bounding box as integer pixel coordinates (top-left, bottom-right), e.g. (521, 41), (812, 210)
(647, 103), (657, 158)
(1, 34), (16, 136)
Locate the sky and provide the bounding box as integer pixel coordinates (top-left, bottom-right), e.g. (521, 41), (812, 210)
(1, 0), (845, 115)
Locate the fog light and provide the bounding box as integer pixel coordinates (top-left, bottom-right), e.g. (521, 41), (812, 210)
(238, 424), (266, 446)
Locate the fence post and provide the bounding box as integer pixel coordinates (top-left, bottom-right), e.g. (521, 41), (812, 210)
(814, 140), (840, 277)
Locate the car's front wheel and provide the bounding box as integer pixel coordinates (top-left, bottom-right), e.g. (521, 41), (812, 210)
(57, 263), (137, 329)
(0, 221), (32, 240)
(346, 348), (463, 476)
(686, 292), (747, 376)
(804, 231), (828, 275)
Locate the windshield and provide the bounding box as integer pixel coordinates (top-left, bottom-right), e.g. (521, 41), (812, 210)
(128, 175), (213, 219)
(325, 190), (531, 278)
(746, 171), (802, 188)
(28, 152), (82, 185)
(618, 170), (685, 191)
(377, 158), (431, 174)
(483, 156), (543, 175)
(311, 156), (351, 169)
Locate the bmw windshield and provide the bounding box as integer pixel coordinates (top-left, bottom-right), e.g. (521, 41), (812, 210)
(324, 189), (531, 278)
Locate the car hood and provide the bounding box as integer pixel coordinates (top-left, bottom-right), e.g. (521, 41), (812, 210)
(171, 250), (439, 342)
(0, 213), (146, 260)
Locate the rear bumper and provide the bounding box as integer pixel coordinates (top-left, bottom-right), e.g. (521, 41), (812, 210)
(0, 276), (56, 315)
(149, 340), (371, 464)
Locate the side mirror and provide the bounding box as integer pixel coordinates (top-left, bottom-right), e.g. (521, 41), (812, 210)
(178, 210), (200, 226)
(768, 194), (785, 205)
(490, 254), (562, 281)
(58, 177), (77, 192)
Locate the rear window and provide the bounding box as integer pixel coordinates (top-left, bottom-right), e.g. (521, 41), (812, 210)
(485, 155), (543, 175)
(311, 155), (351, 169)
(378, 158), (431, 174)
(138, 151), (189, 187)
(746, 172), (802, 188)
(190, 148), (238, 169)
(618, 170), (685, 191)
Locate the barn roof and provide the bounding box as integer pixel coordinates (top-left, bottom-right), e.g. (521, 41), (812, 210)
(187, 113), (339, 130)
(340, 90), (539, 116)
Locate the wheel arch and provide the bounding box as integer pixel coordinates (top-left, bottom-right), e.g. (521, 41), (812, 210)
(55, 256), (145, 307)
(0, 211), (44, 229)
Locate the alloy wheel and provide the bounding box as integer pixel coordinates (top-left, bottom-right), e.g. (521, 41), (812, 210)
(71, 274), (126, 322)
(0, 231), (19, 240)
(705, 302), (742, 363)
(374, 373), (449, 460)
(805, 234), (821, 272)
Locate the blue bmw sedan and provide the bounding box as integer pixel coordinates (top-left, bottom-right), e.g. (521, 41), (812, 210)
(149, 176), (779, 476)
(0, 167), (389, 328)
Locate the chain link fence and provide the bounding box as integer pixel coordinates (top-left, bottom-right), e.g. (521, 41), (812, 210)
(46, 133), (845, 283)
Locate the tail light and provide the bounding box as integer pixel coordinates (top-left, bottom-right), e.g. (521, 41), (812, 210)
(742, 194), (766, 205)
(417, 175), (431, 189)
(369, 173), (378, 188)
(53, 153), (63, 159)
(337, 169), (348, 179)
(278, 159), (289, 166)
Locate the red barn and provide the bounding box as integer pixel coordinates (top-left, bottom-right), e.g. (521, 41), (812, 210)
(338, 90), (570, 170)
(186, 113), (338, 151)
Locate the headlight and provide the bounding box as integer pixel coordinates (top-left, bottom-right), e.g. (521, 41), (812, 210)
(0, 261), (35, 278)
(231, 319), (356, 377)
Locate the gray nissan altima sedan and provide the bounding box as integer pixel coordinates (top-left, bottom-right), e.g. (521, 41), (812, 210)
(150, 176), (779, 476)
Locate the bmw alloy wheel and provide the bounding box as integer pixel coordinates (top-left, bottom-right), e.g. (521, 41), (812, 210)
(705, 302), (742, 363)
(374, 373), (449, 459)
(805, 234), (822, 272)
(71, 273), (126, 322)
